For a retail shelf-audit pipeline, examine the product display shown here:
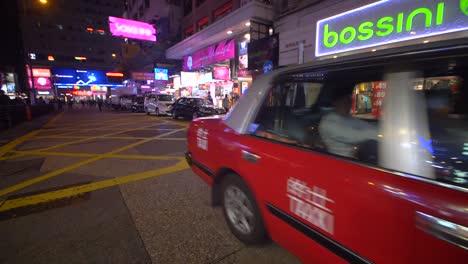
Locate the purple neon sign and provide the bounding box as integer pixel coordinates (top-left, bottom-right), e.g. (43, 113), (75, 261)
(109, 16), (156, 42)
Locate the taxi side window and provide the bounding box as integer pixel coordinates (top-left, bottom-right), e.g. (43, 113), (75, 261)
(251, 72), (325, 148)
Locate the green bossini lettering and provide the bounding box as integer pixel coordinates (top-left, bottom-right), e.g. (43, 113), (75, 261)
(323, 2), (445, 48)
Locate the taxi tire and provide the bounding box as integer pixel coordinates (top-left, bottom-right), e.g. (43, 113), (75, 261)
(221, 174), (268, 245)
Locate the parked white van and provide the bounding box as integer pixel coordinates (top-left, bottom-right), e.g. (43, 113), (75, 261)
(144, 94), (174, 116)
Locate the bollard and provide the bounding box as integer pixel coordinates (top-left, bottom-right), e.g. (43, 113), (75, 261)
(25, 105), (32, 121)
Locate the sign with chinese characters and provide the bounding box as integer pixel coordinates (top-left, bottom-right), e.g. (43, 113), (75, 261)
(109, 16), (157, 42)
(32, 68), (51, 77)
(183, 39), (235, 71)
(372, 81), (387, 118)
(287, 177), (335, 234)
(316, 0), (468, 57)
(131, 72), (155, 81)
(197, 128), (208, 150)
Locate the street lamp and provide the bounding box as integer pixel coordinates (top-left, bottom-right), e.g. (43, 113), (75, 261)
(39, 0), (47, 4)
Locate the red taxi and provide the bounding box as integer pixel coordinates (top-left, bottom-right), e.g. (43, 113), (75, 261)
(186, 41), (468, 263)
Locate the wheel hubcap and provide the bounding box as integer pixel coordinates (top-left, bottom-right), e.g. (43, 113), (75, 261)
(224, 186), (255, 235)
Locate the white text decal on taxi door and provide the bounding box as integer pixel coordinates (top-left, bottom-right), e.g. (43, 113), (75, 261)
(287, 177), (335, 234)
(197, 128), (208, 150)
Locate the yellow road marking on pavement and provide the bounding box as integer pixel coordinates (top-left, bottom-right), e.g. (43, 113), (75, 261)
(0, 130), (41, 157)
(0, 112), (64, 157)
(0, 156), (102, 196)
(43, 112), (65, 127)
(148, 116), (189, 127)
(0, 159), (189, 212)
(9, 123), (163, 155)
(49, 118), (159, 137)
(0, 128), (187, 196)
(11, 150), (181, 160)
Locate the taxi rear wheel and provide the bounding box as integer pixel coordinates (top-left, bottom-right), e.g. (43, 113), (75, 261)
(221, 174), (267, 245)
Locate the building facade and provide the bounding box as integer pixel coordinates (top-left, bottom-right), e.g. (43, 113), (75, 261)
(166, 0), (274, 103)
(20, 0), (125, 71)
(124, 0), (183, 92)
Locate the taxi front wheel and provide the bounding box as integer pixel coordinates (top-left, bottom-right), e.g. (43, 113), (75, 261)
(221, 174), (268, 245)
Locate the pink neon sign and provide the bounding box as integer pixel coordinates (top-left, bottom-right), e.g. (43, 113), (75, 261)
(183, 39), (235, 71)
(109, 16), (156, 42)
(213, 67), (230, 80)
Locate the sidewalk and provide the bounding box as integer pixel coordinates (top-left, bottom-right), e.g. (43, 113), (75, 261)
(0, 111), (62, 147)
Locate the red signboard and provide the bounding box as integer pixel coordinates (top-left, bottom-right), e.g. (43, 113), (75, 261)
(183, 39), (235, 71)
(131, 72), (155, 81)
(372, 81), (387, 118)
(32, 68), (51, 77)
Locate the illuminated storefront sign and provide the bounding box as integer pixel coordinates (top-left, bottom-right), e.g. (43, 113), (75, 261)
(132, 72), (155, 81)
(109, 16), (157, 42)
(51, 68), (123, 87)
(213, 67), (230, 80)
(316, 0), (468, 57)
(154, 68), (168, 80)
(34, 77), (52, 90)
(32, 68), (51, 77)
(183, 39), (235, 71)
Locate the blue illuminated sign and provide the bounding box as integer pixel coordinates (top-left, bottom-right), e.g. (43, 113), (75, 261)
(52, 68), (122, 87)
(316, 0), (468, 57)
(154, 68), (168, 81)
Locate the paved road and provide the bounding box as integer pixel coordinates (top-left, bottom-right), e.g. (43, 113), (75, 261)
(0, 108), (300, 264)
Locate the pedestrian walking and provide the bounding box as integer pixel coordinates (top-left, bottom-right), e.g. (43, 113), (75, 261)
(67, 99), (73, 109)
(207, 93), (213, 104)
(222, 94), (230, 112)
(97, 98), (103, 111)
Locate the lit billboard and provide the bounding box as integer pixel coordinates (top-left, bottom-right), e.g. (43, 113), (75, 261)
(109, 16), (157, 42)
(316, 0), (468, 57)
(154, 68), (168, 80)
(51, 69), (123, 87)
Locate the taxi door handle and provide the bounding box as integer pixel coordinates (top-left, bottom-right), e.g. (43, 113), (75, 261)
(242, 150), (261, 163)
(415, 211), (468, 250)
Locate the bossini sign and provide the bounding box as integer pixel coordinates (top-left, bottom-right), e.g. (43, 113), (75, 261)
(316, 0), (468, 57)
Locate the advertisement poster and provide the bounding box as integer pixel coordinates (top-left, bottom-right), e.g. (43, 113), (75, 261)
(213, 67), (230, 80)
(34, 77), (52, 90)
(372, 81), (387, 118)
(248, 34), (279, 72)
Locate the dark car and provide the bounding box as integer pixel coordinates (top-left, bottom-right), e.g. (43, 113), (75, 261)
(131, 96), (145, 112)
(171, 97), (226, 119)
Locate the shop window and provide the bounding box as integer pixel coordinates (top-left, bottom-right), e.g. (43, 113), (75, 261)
(139, 4), (144, 17)
(213, 1), (233, 21)
(184, 25), (194, 38)
(197, 16), (209, 31)
(183, 0), (192, 16)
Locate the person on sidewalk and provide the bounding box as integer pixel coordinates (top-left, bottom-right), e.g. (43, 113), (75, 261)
(97, 98), (103, 111)
(222, 94), (230, 112)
